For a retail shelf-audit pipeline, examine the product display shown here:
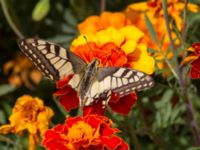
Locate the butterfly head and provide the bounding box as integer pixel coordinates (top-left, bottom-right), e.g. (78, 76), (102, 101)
(86, 58), (100, 73)
(91, 58), (100, 66)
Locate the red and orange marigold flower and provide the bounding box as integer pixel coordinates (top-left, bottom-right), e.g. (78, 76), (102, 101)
(42, 114), (129, 150)
(182, 43), (200, 79)
(0, 95), (54, 150)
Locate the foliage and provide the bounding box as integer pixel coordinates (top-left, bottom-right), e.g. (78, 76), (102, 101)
(0, 0), (200, 150)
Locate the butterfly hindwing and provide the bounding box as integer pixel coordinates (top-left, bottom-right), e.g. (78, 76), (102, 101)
(84, 67), (154, 106)
(18, 38), (87, 81)
(96, 67), (154, 97)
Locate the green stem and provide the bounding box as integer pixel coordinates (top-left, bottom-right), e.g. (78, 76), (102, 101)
(162, 0), (200, 145)
(125, 115), (141, 150)
(158, 45), (179, 80)
(53, 98), (68, 117)
(162, 0), (184, 88)
(0, 135), (23, 149)
(138, 99), (149, 127)
(100, 0), (106, 13)
(0, 0), (24, 39)
(136, 127), (167, 149)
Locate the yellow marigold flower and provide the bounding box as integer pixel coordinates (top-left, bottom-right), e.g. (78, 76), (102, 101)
(3, 53), (42, 88)
(0, 95), (54, 150)
(71, 26), (155, 74)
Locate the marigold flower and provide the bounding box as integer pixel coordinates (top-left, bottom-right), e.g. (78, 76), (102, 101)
(3, 53), (42, 88)
(71, 26), (155, 74)
(42, 114), (129, 150)
(0, 95), (54, 150)
(182, 43), (200, 79)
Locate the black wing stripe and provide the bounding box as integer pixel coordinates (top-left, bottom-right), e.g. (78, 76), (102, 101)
(19, 39), (59, 80)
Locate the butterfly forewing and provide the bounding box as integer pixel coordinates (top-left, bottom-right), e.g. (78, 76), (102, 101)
(18, 38), (87, 81)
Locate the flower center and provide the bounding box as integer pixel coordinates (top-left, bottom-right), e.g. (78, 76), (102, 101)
(67, 121), (97, 145)
(21, 101), (39, 122)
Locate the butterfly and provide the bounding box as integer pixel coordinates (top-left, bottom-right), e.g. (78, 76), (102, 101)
(18, 38), (154, 107)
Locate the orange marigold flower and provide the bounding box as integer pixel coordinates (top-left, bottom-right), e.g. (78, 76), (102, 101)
(3, 53), (42, 88)
(42, 114), (129, 150)
(0, 95), (54, 150)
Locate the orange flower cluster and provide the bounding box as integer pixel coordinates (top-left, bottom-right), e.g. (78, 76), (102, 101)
(126, 0), (198, 68)
(0, 95), (54, 150)
(3, 53), (42, 88)
(42, 115), (129, 150)
(127, 0), (198, 47)
(78, 1), (198, 69)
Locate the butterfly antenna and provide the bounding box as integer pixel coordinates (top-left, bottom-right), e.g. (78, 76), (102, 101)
(83, 36), (94, 52)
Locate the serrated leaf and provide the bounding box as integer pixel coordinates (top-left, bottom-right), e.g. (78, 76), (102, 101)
(144, 14), (158, 45)
(0, 84), (15, 96)
(32, 0), (50, 22)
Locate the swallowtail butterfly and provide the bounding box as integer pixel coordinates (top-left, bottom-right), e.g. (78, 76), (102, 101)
(18, 38), (154, 107)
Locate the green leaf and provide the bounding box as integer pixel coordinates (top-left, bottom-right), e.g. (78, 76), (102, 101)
(187, 147), (200, 150)
(0, 84), (15, 96)
(155, 89), (174, 108)
(0, 110), (6, 124)
(144, 14), (158, 45)
(32, 0), (50, 22)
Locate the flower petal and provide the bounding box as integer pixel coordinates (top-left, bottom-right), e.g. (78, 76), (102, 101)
(83, 100), (106, 116)
(109, 93), (137, 115)
(58, 89), (79, 112)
